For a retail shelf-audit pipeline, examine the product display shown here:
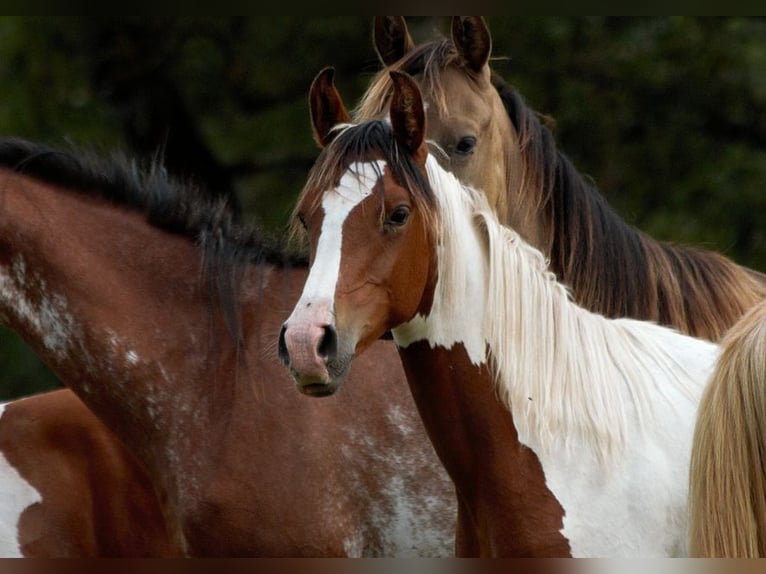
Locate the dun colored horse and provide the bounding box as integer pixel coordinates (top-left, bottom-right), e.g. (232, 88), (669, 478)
(358, 16), (766, 342)
(0, 137), (455, 556)
(279, 68), (722, 556)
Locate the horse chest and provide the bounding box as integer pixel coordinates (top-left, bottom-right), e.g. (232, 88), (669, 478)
(523, 374), (705, 557)
(531, 438), (690, 556)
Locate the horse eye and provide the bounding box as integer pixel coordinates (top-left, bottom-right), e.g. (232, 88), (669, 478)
(297, 213), (308, 230)
(455, 136), (476, 155)
(386, 206), (410, 227)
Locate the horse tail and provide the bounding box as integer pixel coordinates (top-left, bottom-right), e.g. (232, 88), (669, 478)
(688, 299), (766, 557)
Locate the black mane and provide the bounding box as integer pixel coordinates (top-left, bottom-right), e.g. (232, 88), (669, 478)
(488, 75), (766, 339)
(0, 137), (305, 267)
(0, 137), (308, 353)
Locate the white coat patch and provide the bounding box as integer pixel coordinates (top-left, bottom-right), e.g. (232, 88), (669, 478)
(0, 403), (42, 557)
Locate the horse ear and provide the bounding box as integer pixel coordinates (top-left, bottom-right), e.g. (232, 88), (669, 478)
(309, 67), (352, 148)
(373, 16), (414, 66)
(451, 16), (491, 74)
(389, 70), (426, 158)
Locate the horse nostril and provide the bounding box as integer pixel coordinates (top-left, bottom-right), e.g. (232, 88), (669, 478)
(278, 324), (289, 365)
(318, 324), (338, 361)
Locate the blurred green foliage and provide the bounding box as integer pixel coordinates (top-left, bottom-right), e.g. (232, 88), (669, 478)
(0, 17), (764, 400)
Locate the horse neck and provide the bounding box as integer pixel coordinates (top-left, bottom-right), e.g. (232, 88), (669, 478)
(389, 167), (713, 555)
(391, 158), (569, 448)
(395, 163), (707, 464)
(0, 169), (231, 469)
(509, 100), (766, 340)
(493, 116), (548, 252)
(539, 149), (661, 319)
(391, 159), (488, 362)
(500, 87), (623, 295)
(395, 338), (570, 557)
(393, 157), (584, 394)
(390, 162), (571, 554)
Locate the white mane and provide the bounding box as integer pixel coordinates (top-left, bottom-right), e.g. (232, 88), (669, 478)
(422, 154), (716, 464)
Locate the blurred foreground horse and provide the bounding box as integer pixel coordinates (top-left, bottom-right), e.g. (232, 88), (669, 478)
(0, 138), (454, 556)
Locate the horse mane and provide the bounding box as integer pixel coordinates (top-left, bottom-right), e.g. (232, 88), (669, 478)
(291, 120), (436, 239)
(425, 155), (707, 465)
(305, 111), (709, 464)
(0, 137), (299, 263)
(357, 36), (766, 342)
(688, 299), (766, 557)
(0, 137), (305, 351)
(355, 38), (465, 121)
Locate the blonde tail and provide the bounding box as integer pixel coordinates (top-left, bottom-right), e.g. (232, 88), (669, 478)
(689, 299), (766, 557)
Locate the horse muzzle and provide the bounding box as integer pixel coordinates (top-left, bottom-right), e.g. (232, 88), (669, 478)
(278, 317), (343, 397)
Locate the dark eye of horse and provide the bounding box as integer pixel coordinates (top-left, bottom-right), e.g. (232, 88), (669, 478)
(455, 136), (476, 156)
(297, 213), (308, 230)
(386, 206), (410, 227)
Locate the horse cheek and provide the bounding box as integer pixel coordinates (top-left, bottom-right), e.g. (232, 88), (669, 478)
(390, 229), (434, 325)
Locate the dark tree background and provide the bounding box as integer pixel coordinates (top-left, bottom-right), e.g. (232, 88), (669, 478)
(1, 17), (764, 400)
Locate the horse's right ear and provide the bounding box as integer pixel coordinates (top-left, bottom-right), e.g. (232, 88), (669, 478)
(452, 16), (491, 75)
(373, 16), (414, 66)
(309, 67), (352, 148)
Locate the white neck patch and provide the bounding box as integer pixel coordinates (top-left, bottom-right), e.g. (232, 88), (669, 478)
(392, 155), (488, 366)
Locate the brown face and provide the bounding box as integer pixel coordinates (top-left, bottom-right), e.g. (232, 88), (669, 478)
(279, 66), (433, 397)
(279, 160), (434, 397)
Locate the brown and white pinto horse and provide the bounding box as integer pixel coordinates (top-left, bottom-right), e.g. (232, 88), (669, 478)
(365, 17), (766, 557)
(280, 69), (720, 557)
(689, 299), (766, 557)
(0, 137), (455, 556)
(358, 16), (766, 343)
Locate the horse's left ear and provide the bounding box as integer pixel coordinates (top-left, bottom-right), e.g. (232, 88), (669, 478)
(309, 67), (352, 148)
(373, 16), (414, 66)
(389, 70), (426, 159)
(452, 16), (491, 74)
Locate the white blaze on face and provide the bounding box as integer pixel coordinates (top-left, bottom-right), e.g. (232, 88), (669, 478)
(288, 160), (386, 319)
(0, 403), (42, 557)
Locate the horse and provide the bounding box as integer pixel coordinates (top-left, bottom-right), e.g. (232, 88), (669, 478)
(365, 17), (766, 557)
(0, 137), (455, 556)
(278, 68), (722, 556)
(357, 16), (766, 343)
(688, 299), (766, 557)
